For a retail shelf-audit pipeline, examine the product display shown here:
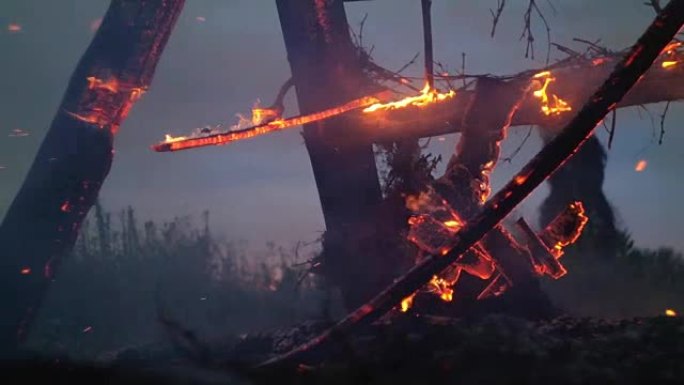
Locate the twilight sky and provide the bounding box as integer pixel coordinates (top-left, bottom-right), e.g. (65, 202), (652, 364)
(1, 0), (683, 251)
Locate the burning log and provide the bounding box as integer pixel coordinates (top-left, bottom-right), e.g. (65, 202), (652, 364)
(255, 1), (684, 368)
(357, 48), (684, 143)
(153, 46), (684, 153)
(152, 94), (383, 152)
(0, 0), (185, 351)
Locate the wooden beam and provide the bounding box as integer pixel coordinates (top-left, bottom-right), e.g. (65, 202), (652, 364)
(353, 58), (684, 143)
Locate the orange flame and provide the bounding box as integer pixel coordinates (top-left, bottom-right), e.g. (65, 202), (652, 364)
(635, 159), (648, 172)
(428, 275), (454, 302)
(547, 201), (589, 258)
(662, 60), (679, 69)
(363, 83), (455, 113)
(400, 293), (416, 312)
(532, 71), (572, 116)
(665, 308), (677, 317)
(154, 95), (380, 152)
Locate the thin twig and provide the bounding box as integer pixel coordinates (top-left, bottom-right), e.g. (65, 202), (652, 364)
(659, 101), (671, 144)
(608, 108), (617, 149)
(421, 0), (435, 89)
(502, 125), (533, 163)
(490, 0), (506, 37)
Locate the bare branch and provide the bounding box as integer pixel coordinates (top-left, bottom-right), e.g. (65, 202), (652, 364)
(659, 101), (671, 144)
(490, 0), (506, 37)
(608, 109), (617, 149)
(421, 0), (435, 89)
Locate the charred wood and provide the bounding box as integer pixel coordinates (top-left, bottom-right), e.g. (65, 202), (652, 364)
(0, 0), (185, 353)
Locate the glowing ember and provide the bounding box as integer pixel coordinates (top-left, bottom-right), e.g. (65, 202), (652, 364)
(662, 60), (679, 69)
(60, 201), (72, 213)
(363, 83), (455, 113)
(428, 275), (454, 302)
(7, 23), (22, 33)
(532, 71), (572, 116)
(87, 76), (119, 93)
(536, 201), (589, 261)
(154, 95), (381, 152)
(635, 159), (648, 172)
(400, 293), (416, 312)
(665, 309), (677, 317)
(20, 267), (31, 275)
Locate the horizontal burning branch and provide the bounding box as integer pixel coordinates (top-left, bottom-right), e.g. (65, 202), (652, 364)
(152, 95), (383, 152)
(356, 46), (684, 142)
(153, 45), (684, 153)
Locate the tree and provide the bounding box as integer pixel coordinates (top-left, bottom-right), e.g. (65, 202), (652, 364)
(0, 0), (185, 353)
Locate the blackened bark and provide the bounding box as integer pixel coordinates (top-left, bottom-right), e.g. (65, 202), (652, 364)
(0, 0), (185, 353)
(276, 0), (386, 308)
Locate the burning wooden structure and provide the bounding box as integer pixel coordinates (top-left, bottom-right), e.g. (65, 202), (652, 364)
(2, 0), (684, 370)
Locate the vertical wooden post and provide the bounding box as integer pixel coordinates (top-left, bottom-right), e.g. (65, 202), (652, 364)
(276, 0), (386, 308)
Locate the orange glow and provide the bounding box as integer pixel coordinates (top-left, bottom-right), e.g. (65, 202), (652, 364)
(7, 23), (21, 33)
(443, 220), (462, 229)
(665, 309), (677, 317)
(662, 60), (679, 69)
(400, 293), (416, 312)
(544, 201), (589, 258)
(592, 57), (608, 66)
(532, 71), (572, 116)
(87, 76), (120, 93)
(363, 83), (455, 113)
(429, 276), (454, 302)
(635, 159), (648, 172)
(20, 267), (31, 275)
(60, 201), (72, 213)
(154, 95), (380, 152)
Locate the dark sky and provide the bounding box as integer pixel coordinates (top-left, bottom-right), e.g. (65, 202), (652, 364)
(1, 0), (683, 251)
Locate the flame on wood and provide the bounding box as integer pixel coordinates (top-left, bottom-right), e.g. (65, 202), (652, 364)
(541, 201), (589, 258)
(153, 95), (381, 152)
(363, 83), (455, 113)
(532, 71), (573, 116)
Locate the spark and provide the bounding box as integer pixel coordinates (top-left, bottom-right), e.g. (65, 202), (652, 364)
(635, 159), (648, 172)
(7, 23), (22, 33)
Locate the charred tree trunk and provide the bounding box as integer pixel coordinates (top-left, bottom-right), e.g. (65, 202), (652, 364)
(0, 0), (185, 353)
(539, 133), (619, 256)
(276, 0), (388, 309)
